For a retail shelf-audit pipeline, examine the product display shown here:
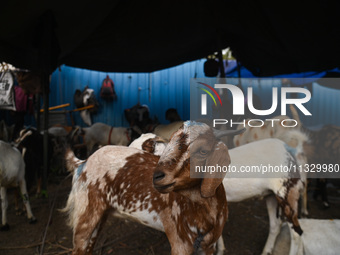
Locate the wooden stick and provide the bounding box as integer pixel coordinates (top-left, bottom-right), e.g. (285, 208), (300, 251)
(40, 103), (70, 112)
(0, 241), (43, 250)
(46, 242), (72, 252)
(71, 104), (95, 112)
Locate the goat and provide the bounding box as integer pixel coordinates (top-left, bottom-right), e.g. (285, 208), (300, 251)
(165, 108), (182, 123)
(74, 87), (99, 126)
(128, 133), (167, 155)
(0, 140), (36, 230)
(290, 105), (340, 208)
(63, 121), (243, 255)
(124, 103), (183, 139)
(233, 115), (310, 217)
(276, 219), (340, 255)
(301, 125), (340, 208)
(225, 139), (304, 255)
(48, 126), (77, 174)
(15, 127), (53, 195)
(79, 122), (141, 156)
(153, 121), (184, 141)
(0, 120), (14, 142)
(124, 103), (153, 132)
(232, 105), (307, 151)
(133, 135), (305, 255)
(48, 127), (69, 154)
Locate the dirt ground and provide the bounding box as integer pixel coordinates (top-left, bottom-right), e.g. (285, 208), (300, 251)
(0, 174), (339, 255)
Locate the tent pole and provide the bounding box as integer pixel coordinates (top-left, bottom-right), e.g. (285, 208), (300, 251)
(237, 60), (242, 89)
(217, 49), (225, 78)
(216, 33), (226, 79)
(36, 94), (41, 132)
(42, 73), (49, 198)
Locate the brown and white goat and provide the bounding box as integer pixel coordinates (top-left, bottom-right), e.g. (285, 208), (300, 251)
(132, 133), (305, 255)
(64, 122), (243, 255)
(129, 133), (167, 155)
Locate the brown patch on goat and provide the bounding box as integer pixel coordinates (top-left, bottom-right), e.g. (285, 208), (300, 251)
(177, 132), (189, 153)
(141, 138), (156, 154)
(276, 178), (303, 235)
(158, 132), (189, 169)
(109, 151), (227, 253)
(160, 185), (228, 254)
(105, 153), (161, 214)
(72, 179), (109, 255)
(79, 170), (87, 183)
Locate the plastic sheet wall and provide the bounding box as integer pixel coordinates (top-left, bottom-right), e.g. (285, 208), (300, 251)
(49, 61), (340, 128)
(49, 60), (205, 127)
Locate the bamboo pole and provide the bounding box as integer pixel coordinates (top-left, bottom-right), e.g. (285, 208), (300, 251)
(40, 103), (70, 112)
(71, 104), (95, 112)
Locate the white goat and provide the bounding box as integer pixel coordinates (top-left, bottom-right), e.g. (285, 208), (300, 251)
(0, 140), (36, 230)
(277, 219), (340, 255)
(233, 119), (310, 217)
(153, 121), (183, 140)
(80, 122), (137, 156)
(79, 88), (97, 126)
(133, 134), (305, 255)
(226, 139), (304, 255)
(63, 121), (243, 255)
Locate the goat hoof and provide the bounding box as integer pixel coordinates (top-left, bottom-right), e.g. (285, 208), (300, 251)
(301, 212), (309, 218)
(29, 217), (37, 224)
(0, 224), (10, 231)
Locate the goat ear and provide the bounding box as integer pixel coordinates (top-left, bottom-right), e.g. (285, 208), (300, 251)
(200, 142), (230, 198)
(142, 138), (155, 154)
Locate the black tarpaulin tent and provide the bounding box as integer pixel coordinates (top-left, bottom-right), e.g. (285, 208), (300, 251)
(1, 0), (340, 212)
(1, 0), (340, 76)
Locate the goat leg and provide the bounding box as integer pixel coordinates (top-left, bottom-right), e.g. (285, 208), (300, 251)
(215, 236), (226, 255)
(261, 195), (282, 255)
(18, 180), (36, 223)
(0, 187), (9, 231)
(71, 197), (109, 255)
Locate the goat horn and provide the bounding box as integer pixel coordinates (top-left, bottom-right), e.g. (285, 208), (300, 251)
(213, 128), (246, 138)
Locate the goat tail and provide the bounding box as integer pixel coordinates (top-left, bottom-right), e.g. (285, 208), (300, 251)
(61, 184), (76, 228)
(289, 104), (302, 130)
(62, 150), (88, 229)
(64, 147), (85, 173)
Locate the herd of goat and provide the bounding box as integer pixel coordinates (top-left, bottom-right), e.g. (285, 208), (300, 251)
(0, 103), (340, 255)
